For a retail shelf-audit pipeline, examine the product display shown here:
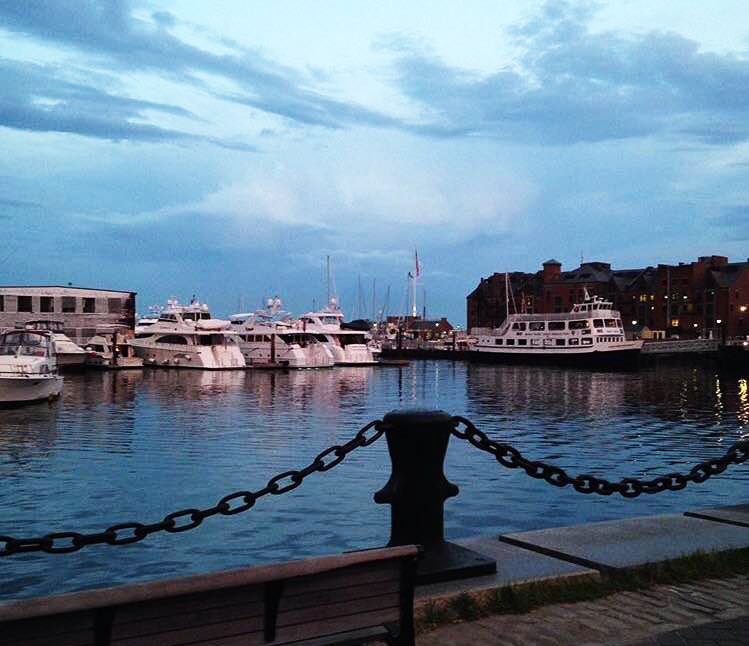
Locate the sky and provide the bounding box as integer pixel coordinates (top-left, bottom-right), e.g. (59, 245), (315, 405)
(2, 0), (749, 325)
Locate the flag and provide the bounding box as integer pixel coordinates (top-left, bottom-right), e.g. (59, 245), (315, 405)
(415, 249), (420, 277)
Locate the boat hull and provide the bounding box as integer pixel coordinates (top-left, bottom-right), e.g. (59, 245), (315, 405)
(130, 342), (245, 369)
(471, 345), (642, 367)
(0, 375), (63, 404)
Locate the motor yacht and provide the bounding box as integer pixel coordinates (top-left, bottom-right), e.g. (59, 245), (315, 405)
(23, 320), (88, 369)
(84, 329), (143, 368)
(129, 299), (245, 369)
(298, 298), (378, 365)
(0, 329), (63, 404)
(230, 298), (334, 368)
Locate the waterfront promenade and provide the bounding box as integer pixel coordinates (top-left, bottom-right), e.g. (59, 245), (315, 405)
(414, 504), (749, 645)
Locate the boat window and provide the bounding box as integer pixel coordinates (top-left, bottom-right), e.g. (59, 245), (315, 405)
(506, 338), (515, 346)
(517, 339), (527, 346)
(569, 320), (590, 330)
(555, 339), (565, 346)
(605, 319), (618, 328)
(581, 338), (593, 345)
(531, 338), (541, 346)
(135, 333), (154, 339)
(529, 322), (545, 331)
(495, 338), (503, 345)
(511, 322), (526, 331)
(593, 319), (604, 328)
(201, 312), (212, 320)
(321, 316), (339, 325)
(182, 312), (196, 321)
(615, 319), (623, 328)
(569, 338), (579, 345)
(548, 321), (565, 331)
(157, 335), (189, 345)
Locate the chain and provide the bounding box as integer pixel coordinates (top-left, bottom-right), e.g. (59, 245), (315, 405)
(451, 416), (749, 498)
(0, 420), (386, 556)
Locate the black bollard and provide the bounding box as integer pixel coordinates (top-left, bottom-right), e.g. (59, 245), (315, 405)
(375, 409), (496, 584)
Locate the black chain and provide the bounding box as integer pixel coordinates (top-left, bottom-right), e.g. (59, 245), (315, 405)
(0, 420), (386, 556)
(451, 416), (749, 498)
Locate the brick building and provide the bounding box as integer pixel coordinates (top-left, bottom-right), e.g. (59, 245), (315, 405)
(467, 256), (749, 339)
(0, 285), (136, 345)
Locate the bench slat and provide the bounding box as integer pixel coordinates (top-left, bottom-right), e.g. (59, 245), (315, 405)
(282, 561), (399, 597)
(3, 610), (93, 642)
(114, 584), (263, 623)
(110, 614), (264, 646)
(275, 608), (401, 645)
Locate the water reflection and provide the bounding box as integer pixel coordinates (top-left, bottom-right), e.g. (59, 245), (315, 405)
(2, 361), (749, 601)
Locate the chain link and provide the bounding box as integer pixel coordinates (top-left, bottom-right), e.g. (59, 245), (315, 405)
(451, 416), (749, 498)
(0, 420), (387, 556)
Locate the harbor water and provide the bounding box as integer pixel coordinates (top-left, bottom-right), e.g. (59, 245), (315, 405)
(2, 360), (749, 600)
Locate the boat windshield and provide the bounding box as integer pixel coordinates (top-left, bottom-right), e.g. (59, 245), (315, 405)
(0, 332), (50, 356)
(320, 316), (340, 325)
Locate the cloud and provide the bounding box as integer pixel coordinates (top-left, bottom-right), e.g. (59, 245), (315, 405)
(714, 206), (749, 240)
(385, 0), (749, 145)
(0, 0), (399, 137)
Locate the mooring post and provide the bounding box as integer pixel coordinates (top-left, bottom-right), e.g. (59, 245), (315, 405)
(374, 408), (496, 584)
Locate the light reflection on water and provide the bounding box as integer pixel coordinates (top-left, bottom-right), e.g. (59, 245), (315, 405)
(1, 361), (749, 600)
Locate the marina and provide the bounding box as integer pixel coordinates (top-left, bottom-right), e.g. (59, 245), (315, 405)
(2, 360), (749, 601)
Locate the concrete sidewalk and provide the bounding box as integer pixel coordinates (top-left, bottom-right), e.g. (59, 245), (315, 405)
(414, 504), (749, 645)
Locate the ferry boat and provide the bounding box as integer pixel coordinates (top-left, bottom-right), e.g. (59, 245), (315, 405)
(129, 299), (245, 369)
(473, 292), (643, 365)
(298, 298), (378, 366)
(0, 329), (63, 404)
(230, 298), (334, 368)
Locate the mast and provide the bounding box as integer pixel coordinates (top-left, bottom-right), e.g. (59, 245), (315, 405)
(411, 249), (420, 318)
(326, 256), (330, 306)
(372, 278), (376, 320)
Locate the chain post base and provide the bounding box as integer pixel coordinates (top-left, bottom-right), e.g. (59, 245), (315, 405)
(374, 408), (496, 584)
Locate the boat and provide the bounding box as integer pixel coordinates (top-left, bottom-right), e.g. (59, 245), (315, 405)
(134, 305), (163, 334)
(128, 299), (245, 369)
(472, 291), (643, 365)
(230, 298), (334, 368)
(84, 328), (143, 369)
(0, 329), (63, 404)
(298, 298), (378, 365)
(23, 320), (88, 369)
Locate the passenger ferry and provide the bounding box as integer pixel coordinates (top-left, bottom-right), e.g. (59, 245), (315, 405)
(473, 292), (643, 364)
(129, 299), (245, 369)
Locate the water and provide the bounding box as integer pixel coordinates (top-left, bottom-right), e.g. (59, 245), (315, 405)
(2, 361), (749, 600)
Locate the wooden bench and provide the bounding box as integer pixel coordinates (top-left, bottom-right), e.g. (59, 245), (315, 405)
(0, 545), (420, 646)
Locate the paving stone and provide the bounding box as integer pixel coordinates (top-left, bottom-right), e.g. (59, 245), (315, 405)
(684, 503), (749, 529)
(416, 535), (597, 600)
(500, 514), (749, 572)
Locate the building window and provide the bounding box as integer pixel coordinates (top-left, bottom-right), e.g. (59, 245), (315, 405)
(62, 297), (76, 313)
(671, 318), (679, 327)
(83, 298), (96, 313)
(17, 295), (32, 312)
(0, 295), (3, 312)
(108, 298), (123, 314)
(40, 296), (54, 313)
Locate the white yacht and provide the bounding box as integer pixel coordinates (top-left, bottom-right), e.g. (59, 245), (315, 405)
(230, 298), (334, 368)
(23, 320), (88, 369)
(0, 329), (63, 404)
(129, 299), (245, 369)
(473, 292), (643, 364)
(298, 298), (378, 365)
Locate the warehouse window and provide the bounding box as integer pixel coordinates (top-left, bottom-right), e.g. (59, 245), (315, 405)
(62, 297), (76, 313)
(83, 298), (96, 313)
(17, 295), (32, 312)
(40, 297), (54, 313)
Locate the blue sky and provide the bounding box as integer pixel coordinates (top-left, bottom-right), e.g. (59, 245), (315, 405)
(1, 0), (749, 325)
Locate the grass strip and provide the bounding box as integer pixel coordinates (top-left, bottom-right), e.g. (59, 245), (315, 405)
(414, 546), (749, 634)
